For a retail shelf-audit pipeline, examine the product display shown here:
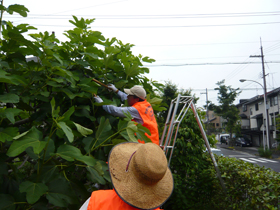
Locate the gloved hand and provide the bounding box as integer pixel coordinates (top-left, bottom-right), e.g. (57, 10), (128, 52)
(107, 84), (118, 93)
(94, 95), (103, 103)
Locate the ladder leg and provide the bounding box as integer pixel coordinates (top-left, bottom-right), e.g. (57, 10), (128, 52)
(190, 102), (227, 193)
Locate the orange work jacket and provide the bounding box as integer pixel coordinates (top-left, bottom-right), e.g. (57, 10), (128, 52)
(132, 100), (159, 145)
(87, 189), (161, 210)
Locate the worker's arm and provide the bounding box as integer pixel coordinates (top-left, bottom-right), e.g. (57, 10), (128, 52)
(94, 95), (143, 124)
(107, 84), (128, 102)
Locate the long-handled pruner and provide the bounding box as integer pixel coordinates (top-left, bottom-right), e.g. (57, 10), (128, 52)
(92, 78), (108, 89)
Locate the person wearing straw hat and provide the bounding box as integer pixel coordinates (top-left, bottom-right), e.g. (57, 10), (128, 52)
(79, 142), (174, 210)
(94, 84), (159, 145)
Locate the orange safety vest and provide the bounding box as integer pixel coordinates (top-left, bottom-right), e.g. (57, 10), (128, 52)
(132, 100), (159, 145)
(87, 189), (161, 210)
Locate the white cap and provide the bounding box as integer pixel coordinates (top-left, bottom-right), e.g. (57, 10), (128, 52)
(124, 85), (146, 100)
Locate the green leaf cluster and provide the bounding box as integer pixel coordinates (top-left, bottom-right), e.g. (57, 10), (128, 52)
(0, 3), (165, 209)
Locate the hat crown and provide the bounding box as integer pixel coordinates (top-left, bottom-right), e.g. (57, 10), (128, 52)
(132, 143), (167, 184)
(125, 85), (146, 100)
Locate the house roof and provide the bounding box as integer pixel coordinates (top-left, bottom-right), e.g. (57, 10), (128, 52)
(236, 87), (280, 106)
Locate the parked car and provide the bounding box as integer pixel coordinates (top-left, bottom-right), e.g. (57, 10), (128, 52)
(235, 136), (252, 147)
(205, 147), (224, 156)
(220, 136), (229, 145)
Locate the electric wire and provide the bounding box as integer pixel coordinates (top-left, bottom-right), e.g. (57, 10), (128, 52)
(19, 21), (280, 28)
(7, 11), (280, 19)
(144, 61), (280, 67)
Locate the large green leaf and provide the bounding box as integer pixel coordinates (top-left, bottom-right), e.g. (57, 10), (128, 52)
(126, 121), (138, 142)
(58, 106), (75, 122)
(0, 70), (19, 85)
(124, 63), (140, 77)
(55, 144), (83, 161)
(148, 97), (163, 105)
(76, 155), (96, 167)
(40, 163), (59, 183)
(0, 93), (19, 103)
(135, 123), (152, 143)
(0, 194), (15, 210)
(46, 177), (77, 207)
(57, 122), (74, 143)
(62, 89), (85, 99)
(0, 108), (22, 124)
(7, 127), (45, 157)
(86, 166), (106, 185)
(19, 181), (48, 204)
(94, 117), (112, 147)
(82, 136), (94, 153)
(0, 127), (19, 142)
(73, 122), (93, 137)
(7, 4), (29, 17)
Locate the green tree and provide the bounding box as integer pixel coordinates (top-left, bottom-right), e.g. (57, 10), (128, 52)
(0, 4), (165, 209)
(209, 80), (241, 145)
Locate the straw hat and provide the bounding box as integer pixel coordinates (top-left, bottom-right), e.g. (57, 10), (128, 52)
(108, 142), (174, 210)
(124, 85), (146, 100)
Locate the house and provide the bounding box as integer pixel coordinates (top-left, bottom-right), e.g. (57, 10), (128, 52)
(236, 87), (280, 147)
(204, 110), (226, 133)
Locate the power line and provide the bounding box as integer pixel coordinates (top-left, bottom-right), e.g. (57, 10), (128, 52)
(191, 88), (271, 92)
(8, 11), (280, 19)
(144, 61), (280, 67)
(12, 21), (280, 28)
(134, 40), (280, 47)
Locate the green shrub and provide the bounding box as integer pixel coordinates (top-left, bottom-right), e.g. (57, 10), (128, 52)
(165, 153), (280, 210)
(258, 146), (273, 158)
(217, 156), (280, 210)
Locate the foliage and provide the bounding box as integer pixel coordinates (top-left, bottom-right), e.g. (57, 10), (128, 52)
(0, 4), (165, 209)
(258, 146), (273, 158)
(209, 80), (241, 144)
(166, 152), (280, 209)
(216, 157), (280, 210)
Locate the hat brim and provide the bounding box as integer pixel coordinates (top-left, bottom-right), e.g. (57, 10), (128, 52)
(108, 142), (174, 210)
(124, 88), (133, 96)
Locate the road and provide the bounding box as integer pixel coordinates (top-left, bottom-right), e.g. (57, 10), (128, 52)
(216, 144), (280, 173)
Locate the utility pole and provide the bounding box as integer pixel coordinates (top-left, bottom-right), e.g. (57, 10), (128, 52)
(201, 88), (209, 134)
(250, 39), (270, 149)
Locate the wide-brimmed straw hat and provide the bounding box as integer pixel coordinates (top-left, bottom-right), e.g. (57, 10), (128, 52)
(108, 142), (174, 210)
(124, 85), (146, 100)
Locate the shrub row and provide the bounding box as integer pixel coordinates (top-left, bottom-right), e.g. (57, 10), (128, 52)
(166, 155), (280, 210)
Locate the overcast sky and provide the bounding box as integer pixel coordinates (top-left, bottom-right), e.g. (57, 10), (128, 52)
(5, 0), (280, 108)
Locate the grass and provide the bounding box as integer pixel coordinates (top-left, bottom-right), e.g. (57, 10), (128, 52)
(258, 146), (273, 158)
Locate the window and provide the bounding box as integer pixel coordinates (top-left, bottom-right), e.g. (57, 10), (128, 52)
(255, 103), (259, 111)
(216, 123), (219, 127)
(274, 96), (278, 105)
(270, 96), (278, 106)
(242, 104), (247, 112)
(250, 108), (253, 115)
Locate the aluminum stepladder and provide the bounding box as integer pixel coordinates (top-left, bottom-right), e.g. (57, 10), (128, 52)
(160, 94), (226, 191)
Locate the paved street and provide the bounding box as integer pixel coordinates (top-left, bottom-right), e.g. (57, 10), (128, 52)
(216, 144), (280, 172)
